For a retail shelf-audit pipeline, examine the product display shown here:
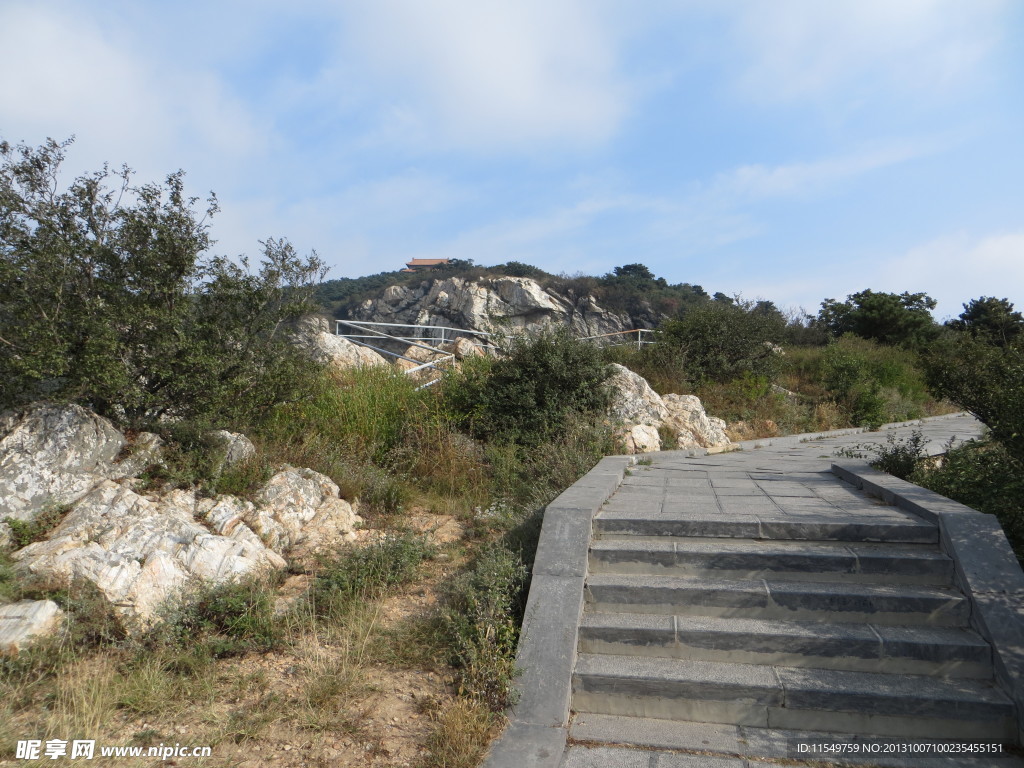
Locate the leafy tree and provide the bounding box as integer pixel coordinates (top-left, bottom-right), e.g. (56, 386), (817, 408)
(947, 296), (1024, 347)
(0, 137), (325, 428)
(818, 289), (938, 348)
(923, 333), (1024, 466)
(610, 263), (655, 281)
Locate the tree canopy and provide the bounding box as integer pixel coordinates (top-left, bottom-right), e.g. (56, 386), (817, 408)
(818, 289), (938, 348)
(0, 137), (325, 428)
(947, 297), (1024, 347)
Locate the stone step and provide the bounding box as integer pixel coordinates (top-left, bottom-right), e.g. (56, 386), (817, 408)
(568, 714), (1024, 768)
(578, 613), (992, 677)
(585, 574), (970, 626)
(572, 654), (1016, 741)
(589, 538), (953, 585)
(593, 510), (937, 544)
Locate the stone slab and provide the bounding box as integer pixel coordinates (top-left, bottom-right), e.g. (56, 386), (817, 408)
(485, 721), (567, 768)
(533, 507), (593, 578)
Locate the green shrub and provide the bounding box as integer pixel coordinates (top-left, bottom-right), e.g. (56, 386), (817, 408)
(312, 533), (432, 617)
(924, 334), (1024, 465)
(654, 299), (787, 384)
(444, 329), (611, 446)
(157, 579), (281, 658)
(442, 544), (526, 712)
(0, 553), (15, 602)
(2, 504), (70, 549)
(911, 439), (1024, 562)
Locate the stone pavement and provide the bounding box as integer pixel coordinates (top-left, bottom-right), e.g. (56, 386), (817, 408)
(487, 414), (1024, 768)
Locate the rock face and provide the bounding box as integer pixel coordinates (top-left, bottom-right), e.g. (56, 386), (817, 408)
(0, 600), (63, 655)
(606, 364), (732, 454)
(0, 403), (160, 530)
(351, 276), (642, 342)
(292, 315), (388, 370)
(13, 467), (362, 630)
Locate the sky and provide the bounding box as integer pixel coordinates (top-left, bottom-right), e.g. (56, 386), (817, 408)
(1, 0), (1022, 320)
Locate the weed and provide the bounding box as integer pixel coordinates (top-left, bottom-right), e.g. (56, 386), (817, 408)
(3, 504), (70, 550)
(419, 698), (497, 768)
(311, 533), (432, 618)
(442, 544), (525, 712)
(154, 578), (282, 659)
(871, 429), (930, 479)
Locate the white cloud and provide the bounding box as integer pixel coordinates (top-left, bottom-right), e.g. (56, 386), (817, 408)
(0, 3), (267, 185)
(338, 0), (630, 149)
(725, 0), (1006, 103)
(879, 231), (1024, 319)
(709, 141), (937, 201)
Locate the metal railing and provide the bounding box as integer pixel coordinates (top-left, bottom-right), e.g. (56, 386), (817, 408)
(334, 320), (655, 387)
(576, 328), (656, 349)
(335, 320), (493, 388)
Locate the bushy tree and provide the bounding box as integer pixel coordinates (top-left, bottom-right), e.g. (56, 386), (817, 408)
(818, 289), (938, 348)
(655, 298), (787, 384)
(0, 137), (325, 428)
(947, 296), (1024, 347)
(923, 333), (1024, 466)
(444, 328), (611, 446)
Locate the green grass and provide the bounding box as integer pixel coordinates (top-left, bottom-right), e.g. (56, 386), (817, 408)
(311, 532), (434, 618)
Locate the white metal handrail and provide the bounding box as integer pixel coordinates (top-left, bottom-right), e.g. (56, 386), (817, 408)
(333, 320), (655, 387)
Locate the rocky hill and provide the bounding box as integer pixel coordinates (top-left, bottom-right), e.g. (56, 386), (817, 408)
(349, 275), (659, 341)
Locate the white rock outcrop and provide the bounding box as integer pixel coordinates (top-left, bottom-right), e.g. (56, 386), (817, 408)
(12, 467), (362, 631)
(12, 482), (286, 629)
(354, 276), (641, 340)
(0, 599), (63, 655)
(0, 403), (160, 531)
(606, 365), (732, 454)
(293, 315), (388, 370)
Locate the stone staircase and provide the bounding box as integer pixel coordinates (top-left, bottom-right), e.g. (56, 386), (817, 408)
(571, 466), (1018, 747)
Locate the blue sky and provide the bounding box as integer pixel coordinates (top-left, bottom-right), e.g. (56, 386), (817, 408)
(2, 0), (1022, 319)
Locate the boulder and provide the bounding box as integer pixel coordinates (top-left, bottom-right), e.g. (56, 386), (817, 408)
(0, 403), (159, 528)
(620, 424), (662, 454)
(206, 430), (257, 470)
(441, 337), (486, 360)
(606, 364), (668, 426)
(605, 366), (733, 454)
(292, 315), (388, 370)
(0, 599), (63, 655)
(662, 394), (732, 449)
(248, 467), (362, 557)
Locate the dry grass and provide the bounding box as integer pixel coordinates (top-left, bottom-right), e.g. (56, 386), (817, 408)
(419, 698), (500, 768)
